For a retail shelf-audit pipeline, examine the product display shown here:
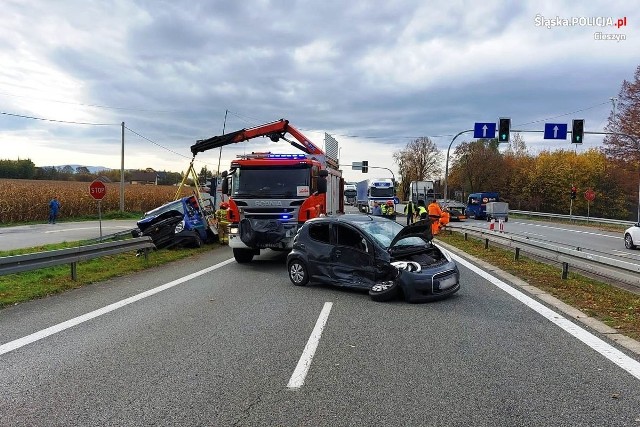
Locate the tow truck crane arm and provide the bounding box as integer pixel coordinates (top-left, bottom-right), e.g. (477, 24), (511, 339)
(190, 119), (325, 156)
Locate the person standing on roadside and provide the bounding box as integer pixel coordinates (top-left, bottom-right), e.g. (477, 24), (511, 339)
(371, 201), (382, 216)
(48, 196), (61, 224)
(404, 200), (415, 225)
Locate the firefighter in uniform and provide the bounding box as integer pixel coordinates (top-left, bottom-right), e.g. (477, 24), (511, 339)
(382, 200), (396, 219)
(427, 199), (443, 236)
(215, 202), (230, 244)
(416, 200), (428, 222)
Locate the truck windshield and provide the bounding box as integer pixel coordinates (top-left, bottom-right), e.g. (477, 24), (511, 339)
(231, 166), (311, 198)
(370, 187), (394, 198)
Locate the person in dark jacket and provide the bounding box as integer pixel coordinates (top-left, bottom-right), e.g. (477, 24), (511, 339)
(404, 200), (415, 225)
(48, 196), (61, 224)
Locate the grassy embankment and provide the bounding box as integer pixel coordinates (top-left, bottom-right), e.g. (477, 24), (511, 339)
(436, 229), (640, 341)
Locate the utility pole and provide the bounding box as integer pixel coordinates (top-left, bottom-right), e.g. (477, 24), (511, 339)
(120, 121), (125, 212)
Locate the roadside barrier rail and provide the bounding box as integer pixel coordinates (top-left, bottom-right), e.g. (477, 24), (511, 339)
(446, 224), (640, 290)
(0, 237), (156, 280)
(509, 210), (636, 227)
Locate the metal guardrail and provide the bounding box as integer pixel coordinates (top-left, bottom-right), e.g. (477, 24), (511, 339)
(510, 210), (636, 227)
(0, 237), (156, 280)
(447, 224), (640, 289)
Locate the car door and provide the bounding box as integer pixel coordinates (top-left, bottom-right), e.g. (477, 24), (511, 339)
(330, 223), (376, 288)
(304, 222), (333, 282)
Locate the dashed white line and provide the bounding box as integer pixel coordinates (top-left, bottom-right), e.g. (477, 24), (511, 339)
(0, 258), (236, 356)
(287, 302), (333, 389)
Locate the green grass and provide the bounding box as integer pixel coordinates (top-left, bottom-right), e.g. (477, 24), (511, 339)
(437, 230), (640, 341)
(0, 242), (217, 308)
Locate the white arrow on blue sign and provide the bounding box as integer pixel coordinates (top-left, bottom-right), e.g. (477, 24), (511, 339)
(544, 123), (568, 140)
(473, 122), (496, 139)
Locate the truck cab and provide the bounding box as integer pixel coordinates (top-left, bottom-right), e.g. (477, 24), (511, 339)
(465, 192), (499, 220)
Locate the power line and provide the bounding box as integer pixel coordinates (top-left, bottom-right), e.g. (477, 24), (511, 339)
(0, 110), (118, 126)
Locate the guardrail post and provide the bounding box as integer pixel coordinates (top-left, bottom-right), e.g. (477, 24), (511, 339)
(71, 262), (78, 280)
(484, 238), (489, 249)
(515, 247), (520, 260)
(464, 233), (468, 241)
(562, 262), (569, 279)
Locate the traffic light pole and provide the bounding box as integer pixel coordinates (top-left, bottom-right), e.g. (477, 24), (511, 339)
(443, 128), (639, 223)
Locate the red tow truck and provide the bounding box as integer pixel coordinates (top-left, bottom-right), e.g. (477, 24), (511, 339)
(190, 119), (343, 263)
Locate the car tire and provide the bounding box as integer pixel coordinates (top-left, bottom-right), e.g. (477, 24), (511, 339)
(504, 217), (508, 222)
(288, 259), (309, 286)
(625, 233), (636, 249)
(233, 248), (254, 263)
(369, 280), (399, 302)
(192, 234), (203, 248)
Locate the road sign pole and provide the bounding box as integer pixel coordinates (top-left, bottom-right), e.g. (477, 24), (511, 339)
(98, 200), (103, 240)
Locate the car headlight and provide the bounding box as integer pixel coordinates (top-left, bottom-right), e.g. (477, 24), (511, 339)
(174, 220), (185, 233)
(230, 227), (238, 234)
(441, 248), (452, 262)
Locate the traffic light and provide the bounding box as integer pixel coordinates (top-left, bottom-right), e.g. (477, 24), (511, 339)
(362, 160), (368, 173)
(498, 118), (511, 143)
(571, 185), (577, 200)
(572, 119), (584, 144)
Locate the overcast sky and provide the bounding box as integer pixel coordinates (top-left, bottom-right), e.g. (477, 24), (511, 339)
(0, 0), (637, 182)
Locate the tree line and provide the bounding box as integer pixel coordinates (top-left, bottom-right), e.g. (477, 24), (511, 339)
(394, 65), (640, 221)
(0, 159), (186, 186)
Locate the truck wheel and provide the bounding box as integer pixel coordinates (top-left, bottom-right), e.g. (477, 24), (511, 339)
(233, 248), (254, 263)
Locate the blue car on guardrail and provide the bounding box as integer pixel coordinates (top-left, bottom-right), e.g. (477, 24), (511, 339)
(132, 196), (213, 249)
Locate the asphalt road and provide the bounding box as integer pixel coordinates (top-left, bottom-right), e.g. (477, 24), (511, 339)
(0, 220), (140, 251)
(1, 246), (640, 425)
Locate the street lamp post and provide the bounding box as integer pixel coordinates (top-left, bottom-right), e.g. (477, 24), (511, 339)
(443, 130), (473, 203)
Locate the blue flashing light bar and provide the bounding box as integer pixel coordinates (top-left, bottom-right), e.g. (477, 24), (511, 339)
(280, 214), (291, 220)
(267, 154), (307, 159)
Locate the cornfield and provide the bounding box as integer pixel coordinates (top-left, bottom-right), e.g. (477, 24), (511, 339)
(0, 179), (193, 223)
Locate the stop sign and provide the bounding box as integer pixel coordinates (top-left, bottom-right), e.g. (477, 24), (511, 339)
(89, 180), (107, 200)
(584, 189), (596, 202)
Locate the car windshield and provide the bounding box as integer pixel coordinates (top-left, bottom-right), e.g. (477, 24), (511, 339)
(352, 220), (428, 249)
(144, 200), (184, 218)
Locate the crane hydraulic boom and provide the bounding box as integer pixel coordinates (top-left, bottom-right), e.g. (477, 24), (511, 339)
(190, 119), (324, 156)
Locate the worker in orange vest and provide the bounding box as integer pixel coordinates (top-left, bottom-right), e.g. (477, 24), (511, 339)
(427, 199), (443, 236)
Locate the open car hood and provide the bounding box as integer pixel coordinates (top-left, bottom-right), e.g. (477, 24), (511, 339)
(388, 219), (433, 248)
(137, 210), (183, 233)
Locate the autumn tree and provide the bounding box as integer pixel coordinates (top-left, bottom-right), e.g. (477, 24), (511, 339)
(603, 64), (640, 163)
(447, 139), (502, 195)
(393, 137), (442, 199)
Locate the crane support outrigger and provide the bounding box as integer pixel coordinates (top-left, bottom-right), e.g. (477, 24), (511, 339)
(190, 119), (343, 263)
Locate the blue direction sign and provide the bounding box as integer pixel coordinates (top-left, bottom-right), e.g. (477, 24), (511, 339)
(544, 123), (568, 140)
(473, 122), (496, 139)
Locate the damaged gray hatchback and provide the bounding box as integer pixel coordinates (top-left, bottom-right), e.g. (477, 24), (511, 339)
(286, 215), (460, 302)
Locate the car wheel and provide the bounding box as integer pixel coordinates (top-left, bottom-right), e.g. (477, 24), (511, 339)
(369, 280), (399, 302)
(192, 234), (203, 248)
(233, 248), (254, 263)
(625, 233), (636, 249)
(288, 259), (309, 286)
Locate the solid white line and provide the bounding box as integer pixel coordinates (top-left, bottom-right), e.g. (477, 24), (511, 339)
(0, 258), (236, 356)
(451, 253), (640, 381)
(287, 302), (333, 389)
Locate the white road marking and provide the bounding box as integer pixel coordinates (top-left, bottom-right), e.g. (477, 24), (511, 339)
(287, 302), (333, 389)
(516, 222), (620, 239)
(451, 253), (640, 381)
(45, 226), (132, 234)
(0, 258), (236, 356)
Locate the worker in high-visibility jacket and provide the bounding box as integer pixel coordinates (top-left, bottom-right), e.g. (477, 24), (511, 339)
(427, 199), (443, 236)
(215, 202), (230, 244)
(415, 200), (428, 222)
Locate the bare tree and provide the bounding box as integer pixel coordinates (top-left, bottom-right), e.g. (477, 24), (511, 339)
(393, 137), (442, 198)
(603, 64), (640, 164)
